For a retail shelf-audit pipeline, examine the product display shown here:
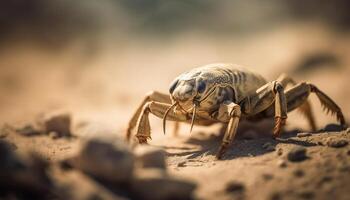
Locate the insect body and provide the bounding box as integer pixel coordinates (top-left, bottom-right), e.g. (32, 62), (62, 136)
(127, 63), (346, 159)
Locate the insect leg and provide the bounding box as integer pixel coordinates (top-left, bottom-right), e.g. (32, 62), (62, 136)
(240, 81), (288, 138)
(285, 82), (346, 128)
(127, 91), (172, 141)
(215, 102), (241, 159)
(277, 73), (316, 131)
(135, 101), (188, 144)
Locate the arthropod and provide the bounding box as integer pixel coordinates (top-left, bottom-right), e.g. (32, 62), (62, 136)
(127, 63), (346, 159)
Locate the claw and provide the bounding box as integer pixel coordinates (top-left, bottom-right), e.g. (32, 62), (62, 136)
(189, 104), (197, 133)
(163, 102), (178, 135)
(273, 116), (286, 138)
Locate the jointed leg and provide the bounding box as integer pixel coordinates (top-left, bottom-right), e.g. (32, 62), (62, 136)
(285, 82), (346, 127)
(127, 91), (171, 141)
(277, 73), (316, 131)
(135, 101), (188, 144)
(241, 81), (288, 138)
(215, 102), (241, 159)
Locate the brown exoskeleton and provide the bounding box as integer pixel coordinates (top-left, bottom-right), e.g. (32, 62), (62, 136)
(127, 63), (346, 159)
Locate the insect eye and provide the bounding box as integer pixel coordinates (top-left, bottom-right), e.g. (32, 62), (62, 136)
(197, 81), (206, 93)
(169, 79), (179, 94)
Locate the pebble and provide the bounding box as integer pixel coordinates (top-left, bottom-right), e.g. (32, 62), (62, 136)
(72, 139), (135, 183)
(131, 169), (196, 200)
(43, 112), (72, 137)
(297, 132), (312, 137)
(135, 146), (166, 169)
(287, 146), (308, 162)
(0, 140), (52, 198)
(326, 139), (348, 148)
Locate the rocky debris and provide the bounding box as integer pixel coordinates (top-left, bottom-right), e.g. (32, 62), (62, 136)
(287, 146), (308, 162)
(0, 140), (54, 199)
(69, 139), (135, 183)
(262, 142), (275, 152)
(326, 138), (348, 148)
(42, 112), (72, 137)
(134, 145), (166, 169)
(131, 169), (196, 200)
(297, 132), (312, 137)
(60, 137), (197, 200)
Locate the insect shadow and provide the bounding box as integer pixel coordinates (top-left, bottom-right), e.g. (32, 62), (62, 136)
(166, 121), (342, 160)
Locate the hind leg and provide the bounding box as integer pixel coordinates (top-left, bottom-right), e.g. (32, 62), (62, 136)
(277, 73), (316, 131)
(285, 82), (346, 128)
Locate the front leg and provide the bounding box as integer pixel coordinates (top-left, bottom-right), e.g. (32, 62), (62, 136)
(215, 101), (241, 159)
(135, 101), (189, 144)
(240, 81), (287, 138)
(127, 91), (172, 141)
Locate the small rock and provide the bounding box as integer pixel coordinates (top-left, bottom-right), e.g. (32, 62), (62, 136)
(293, 169), (305, 177)
(297, 132), (312, 137)
(16, 125), (41, 136)
(326, 138), (348, 148)
(0, 140), (53, 198)
(72, 139), (135, 183)
(43, 112), (72, 137)
(287, 146), (308, 162)
(135, 146), (166, 169)
(277, 160), (287, 168)
(131, 169), (196, 200)
(225, 181), (245, 193)
(262, 142), (275, 152)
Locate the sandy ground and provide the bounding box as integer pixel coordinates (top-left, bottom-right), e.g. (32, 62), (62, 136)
(1, 24), (350, 200)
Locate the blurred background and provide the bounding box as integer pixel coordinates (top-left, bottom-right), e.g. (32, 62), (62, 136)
(1, 0), (350, 131)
